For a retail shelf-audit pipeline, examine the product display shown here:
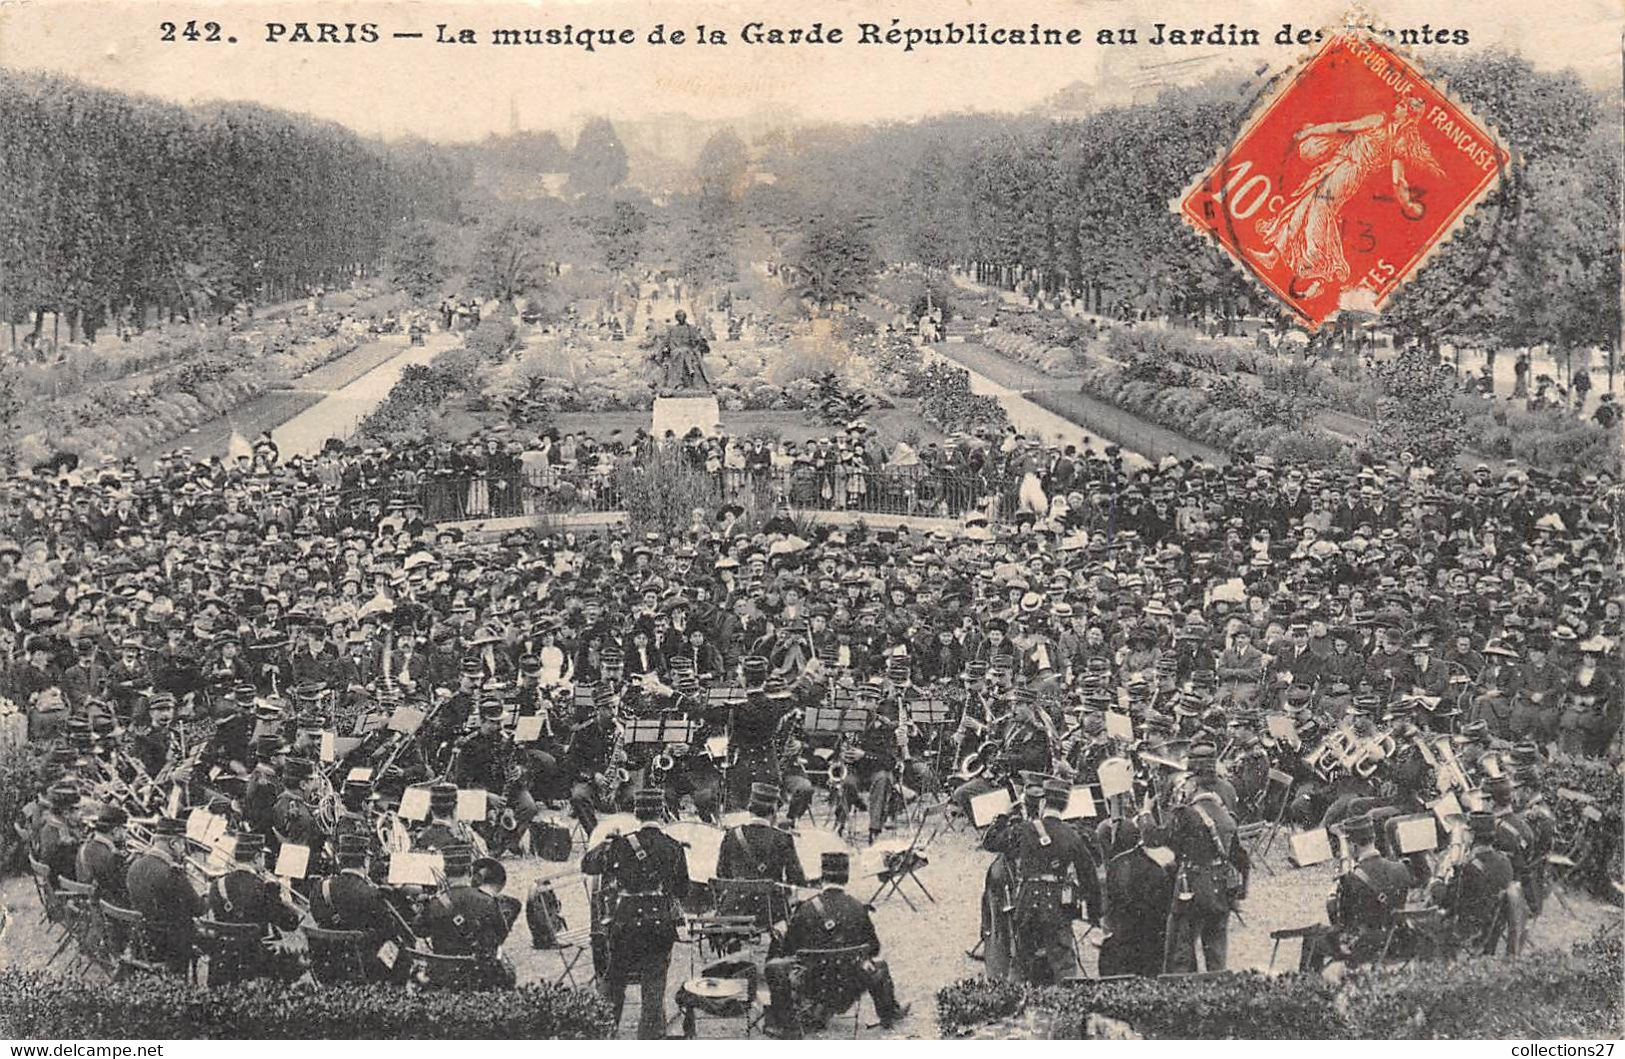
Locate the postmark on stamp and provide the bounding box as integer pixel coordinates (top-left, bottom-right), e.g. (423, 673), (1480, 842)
(1176, 32), (1510, 329)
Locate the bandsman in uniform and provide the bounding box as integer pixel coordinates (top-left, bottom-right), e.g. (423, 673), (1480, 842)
(76, 804), (130, 904)
(271, 755), (320, 856)
(33, 781), (82, 882)
(310, 832), (408, 982)
(718, 782), (807, 887)
(763, 851), (909, 1038)
(416, 842), (516, 988)
(125, 815), (203, 972)
(839, 684), (901, 842)
(982, 777), (1100, 984)
(473, 856), (523, 934)
(1485, 773), (1536, 907)
(242, 736), (286, 839)
(1302, 813), (1412, 971)
(1165, 784), (1249, 973)
(1096, 812), (1174, 977)
(1510, 752), (1557, 916)
(413, 782), (469, 851)
(1184, 742), (1238, 815)
(1431, 809), (1520, 955)
(567, 684), (621, 834)
(583, 786), (689, 1039)
(205, 831), (303, 979)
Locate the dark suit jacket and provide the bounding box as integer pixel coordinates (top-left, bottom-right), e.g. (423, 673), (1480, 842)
(983, 812), (1102, 920)
(418, 883), (510, 956)
(718, 820), (807, 886)
(311, 871), (399, 939)
(782, 886), (880, 958)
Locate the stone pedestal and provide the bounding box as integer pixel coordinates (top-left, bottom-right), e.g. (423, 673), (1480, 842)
(652, 394), (720, 437)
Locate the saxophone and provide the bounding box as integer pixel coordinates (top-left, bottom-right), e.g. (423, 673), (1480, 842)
(596, 716), (629, 804)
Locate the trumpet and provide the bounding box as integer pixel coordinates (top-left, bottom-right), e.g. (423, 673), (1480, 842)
(1303, 725), (1360, 780)
(1349, 732), (1397, 778)
(649, 750), (675, 777)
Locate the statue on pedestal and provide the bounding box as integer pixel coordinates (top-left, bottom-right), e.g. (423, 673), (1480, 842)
(650, 310), (713, 394)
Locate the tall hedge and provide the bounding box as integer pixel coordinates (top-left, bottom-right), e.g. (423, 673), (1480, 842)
(0, 69), (465, 333)
(0, 971), (614, 1039)
(938, 924), (1623, 1040)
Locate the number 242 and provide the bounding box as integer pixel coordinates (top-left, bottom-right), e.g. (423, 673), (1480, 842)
(160, 21), (223, 41)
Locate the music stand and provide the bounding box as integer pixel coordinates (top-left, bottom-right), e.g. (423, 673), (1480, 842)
(627, 716), (697, 748)
(1234, 769), (1293, 876)
(706, 687), (746, 709)
(905, 695), (952, 727)
(803, 703), (870, 738)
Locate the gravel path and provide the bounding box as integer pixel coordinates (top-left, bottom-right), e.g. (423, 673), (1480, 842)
(4, 801), (1613, 1040)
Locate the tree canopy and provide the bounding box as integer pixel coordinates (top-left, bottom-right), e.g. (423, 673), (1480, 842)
(566, 118), (629, 198)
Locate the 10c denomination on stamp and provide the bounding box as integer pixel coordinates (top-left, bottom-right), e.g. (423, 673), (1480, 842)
(1177, 32), (1510, 328)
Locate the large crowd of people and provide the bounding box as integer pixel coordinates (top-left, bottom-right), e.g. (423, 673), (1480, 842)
(4, 421), (1620, 1036)
(321, 422), (1093, 524)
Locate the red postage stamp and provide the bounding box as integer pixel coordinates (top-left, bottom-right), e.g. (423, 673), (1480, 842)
(1177, 33), (1510, 328)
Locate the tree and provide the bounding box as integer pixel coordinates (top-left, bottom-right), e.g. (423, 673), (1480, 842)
(591, 200), (648, 276)
(387, 223), (446, 301)
(468, 217), (543, 303)
(1370, 347), (1470, 463)
(787, 208), (881, 308)
(566, 118), (628, 197)
(694, 128), (748, 202)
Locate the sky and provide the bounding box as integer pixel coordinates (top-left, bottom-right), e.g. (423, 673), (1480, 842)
(0, 0), (1619, 142)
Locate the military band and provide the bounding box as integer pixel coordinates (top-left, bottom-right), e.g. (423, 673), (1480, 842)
(6, 436), (1618, 1038)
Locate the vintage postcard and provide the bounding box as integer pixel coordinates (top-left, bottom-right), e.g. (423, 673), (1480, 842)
(0, 0), (1619, 1046)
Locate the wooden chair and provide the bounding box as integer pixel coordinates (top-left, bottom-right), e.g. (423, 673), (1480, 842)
(1268, 922), (1336, 973)
(192, 919), (270, 986)
(98, 901), (176, 979)
(55, 878), (104, 973)
(793, 944), (874, 1038)
(710, 878), (791, 934)
(302, 925), (372, 984)
(683, 914), (763, 975)
(27, 857), (66, 934)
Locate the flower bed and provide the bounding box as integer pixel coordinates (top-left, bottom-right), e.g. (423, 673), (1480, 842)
(981, 327), (1088, 375)
(15, 311), (376, 464)
(1075, 363), (1346, 464)
(997, 313), (1618, 474)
